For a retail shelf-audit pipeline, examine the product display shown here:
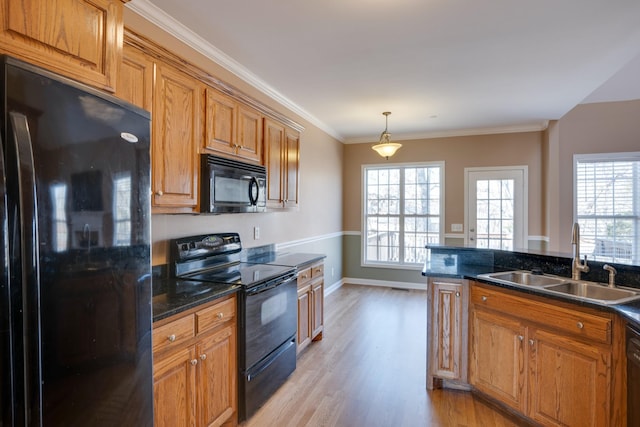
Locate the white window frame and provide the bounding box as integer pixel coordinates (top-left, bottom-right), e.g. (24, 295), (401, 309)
(361, 161), (445, 269)
(573, 152), (640, 265)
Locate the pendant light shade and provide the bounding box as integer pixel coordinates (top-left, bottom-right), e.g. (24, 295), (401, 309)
(372, 111), (402, 159)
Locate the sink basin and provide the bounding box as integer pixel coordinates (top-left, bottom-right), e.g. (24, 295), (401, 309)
(544, 282), (640, 304)
(479, 271), (567, 287)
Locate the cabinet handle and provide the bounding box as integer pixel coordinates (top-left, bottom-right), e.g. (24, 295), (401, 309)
(576, 321), (584, 329)
(200, 354), (207, 361)
(190, 359), (198, 366)
(167, 334), (176, 342)
(481, 296), (488, 302)
(216, 312), (224, 319)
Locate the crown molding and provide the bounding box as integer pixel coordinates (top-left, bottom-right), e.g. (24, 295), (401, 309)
(343, 121), (549, 144)
(126, 0), (343, 141)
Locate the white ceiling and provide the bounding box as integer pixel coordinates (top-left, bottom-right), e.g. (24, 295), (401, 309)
(129, 0), (640, 143)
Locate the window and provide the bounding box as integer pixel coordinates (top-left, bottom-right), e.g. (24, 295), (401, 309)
(575, 153), (640, 265)
(363, 163), (443, 267)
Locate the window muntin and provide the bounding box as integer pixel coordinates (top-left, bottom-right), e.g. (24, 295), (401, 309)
(575, 153), (640, 265)
(364, 163), (443, 267)
(475, 178), (515, 250)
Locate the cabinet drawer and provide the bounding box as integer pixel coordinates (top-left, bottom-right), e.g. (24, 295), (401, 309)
(471, 284), (611, 344)
(311, 263), (324, 278)
(298, 267), (312, 286)
(153, 314), (195, 353)
(195, 297), (236, 335)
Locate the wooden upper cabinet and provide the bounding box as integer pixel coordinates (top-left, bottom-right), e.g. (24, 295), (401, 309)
(236, 103), (262, 163)
(265, 118), (300, 209)
(152, 63), (201, 212)
(0, 0), (124, 91)
(116, 43), (154, 111)
(264, 118), (285, 208)
(204, 87), (262, 164)
(284, 127), (300, 208)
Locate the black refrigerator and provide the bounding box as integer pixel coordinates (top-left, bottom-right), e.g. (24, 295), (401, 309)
(0, 56), (153, 426)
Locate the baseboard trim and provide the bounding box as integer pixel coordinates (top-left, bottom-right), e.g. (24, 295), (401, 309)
(341, 277), (427, 291)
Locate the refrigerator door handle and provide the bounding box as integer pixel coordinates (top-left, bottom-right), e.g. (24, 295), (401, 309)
(8, 111), (43, 425)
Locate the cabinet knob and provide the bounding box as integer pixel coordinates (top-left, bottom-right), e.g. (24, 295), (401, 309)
(167, 334), (176, 342)
(216, 312), (224, 319)
(576, 321), (584, 329)
(518, 335), (524, 342)
(455, 291), (461, 297)
(200, 354), (207, 361)
(155, 190), (164, 196)
(481, 296), (488, 302)
(529, 339), (535, 347)
(190, 359), (198, 366)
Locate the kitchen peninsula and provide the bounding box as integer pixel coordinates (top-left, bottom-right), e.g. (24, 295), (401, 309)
(423, 245), (640, 427)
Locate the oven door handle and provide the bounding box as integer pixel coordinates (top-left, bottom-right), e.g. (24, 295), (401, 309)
(246, 273), (296, 296)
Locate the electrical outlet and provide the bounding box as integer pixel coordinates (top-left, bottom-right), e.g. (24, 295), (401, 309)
(253, 226), (260, 240)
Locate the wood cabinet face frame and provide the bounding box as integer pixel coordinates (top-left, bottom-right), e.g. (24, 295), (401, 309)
(469, 281), (622, 426)
(152, 295), (237, 427)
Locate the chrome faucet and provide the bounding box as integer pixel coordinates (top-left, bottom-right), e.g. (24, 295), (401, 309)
(603, 264), (617, 288)
(571, 222), (589, 280)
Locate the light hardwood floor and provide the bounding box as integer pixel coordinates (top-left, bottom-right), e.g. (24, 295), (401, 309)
(241, 284), (524, 427)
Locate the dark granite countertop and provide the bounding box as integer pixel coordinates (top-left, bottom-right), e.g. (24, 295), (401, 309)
(152, 278), (240, 322)
(422, 246), (640, 330)
(244, 252), (326, 268)
(152, 251), (325, 322)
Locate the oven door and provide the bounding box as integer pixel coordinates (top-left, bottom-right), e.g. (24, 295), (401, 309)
(240, 275), (297, 369)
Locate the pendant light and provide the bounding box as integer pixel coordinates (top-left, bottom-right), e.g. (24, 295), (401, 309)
(372, 111), (402, 159)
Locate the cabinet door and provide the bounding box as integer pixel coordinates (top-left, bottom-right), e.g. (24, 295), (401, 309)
(264, 119), (285, 208)
(297, 284), (312, 353)
(528, 328), (611, 427)
(154, 346), (198, 427)
(204, 88), (236, 156)
(311, 278), (324, 340)
(469, 308), (526, 413)
(0, 0), (122, 91)
(284, 128), (300, 208)
(431, 281), (463, 380)
(196, 325), (237, 427)
(152, 63), (201, 211)
(117, 44), (154, 111)
(236, 104), (262, 163)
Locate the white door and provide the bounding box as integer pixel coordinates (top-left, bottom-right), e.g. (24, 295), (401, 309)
(465, 167), (527, 250)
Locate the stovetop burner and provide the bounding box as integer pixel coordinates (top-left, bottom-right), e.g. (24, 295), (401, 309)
(182, 262), (295, 288)
(170, 233), (295, 289)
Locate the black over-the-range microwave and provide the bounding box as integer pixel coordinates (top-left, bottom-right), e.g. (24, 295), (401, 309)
(200, 154), (267, 214)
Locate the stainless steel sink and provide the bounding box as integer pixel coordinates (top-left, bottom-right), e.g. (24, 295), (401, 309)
(478, 270), (640, 305)
(544, 281), (640, 304)
(479, 271), (566, 287)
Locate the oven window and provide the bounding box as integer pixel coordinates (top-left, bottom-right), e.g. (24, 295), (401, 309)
(261, 292), (288, 324)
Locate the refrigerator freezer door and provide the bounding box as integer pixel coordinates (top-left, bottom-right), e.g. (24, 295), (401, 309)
(3, 57), (154, 426)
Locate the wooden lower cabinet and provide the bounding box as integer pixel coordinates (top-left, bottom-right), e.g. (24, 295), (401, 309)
(469, 281), (619, 427)
(296, 262), (324, 354)
(427, 278), (468, 389)
(153, 295), (237, 427)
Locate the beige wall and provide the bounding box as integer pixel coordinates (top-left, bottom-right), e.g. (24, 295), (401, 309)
(343, 132), (544, 239)
(552, 99), (640, 253)
(124, 10), (344, 267)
